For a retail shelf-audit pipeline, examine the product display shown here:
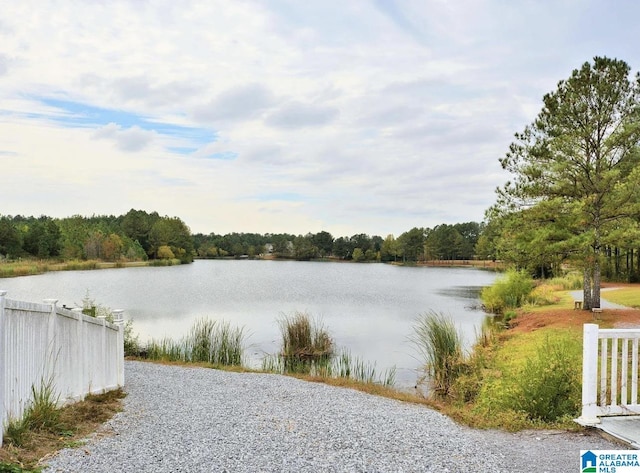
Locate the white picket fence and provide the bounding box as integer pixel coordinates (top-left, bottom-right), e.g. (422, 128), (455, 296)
(0, 290), (125, 444)
(577, 323), (640, 425)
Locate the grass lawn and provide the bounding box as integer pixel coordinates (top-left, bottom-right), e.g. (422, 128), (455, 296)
(600, 284), (640, 308)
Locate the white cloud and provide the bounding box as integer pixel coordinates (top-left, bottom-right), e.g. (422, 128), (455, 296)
(265, 101), (339, 129)
(1, 0), (639, 236)
(192, 84), (277, 123)
(92, 124), (156, 152)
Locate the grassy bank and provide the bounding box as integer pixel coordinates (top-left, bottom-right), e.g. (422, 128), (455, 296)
(431, 278), (640, 431)
(0, 259), (183, 278)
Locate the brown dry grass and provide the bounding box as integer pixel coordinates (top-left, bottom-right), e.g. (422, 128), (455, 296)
(0, 389), (125, 471)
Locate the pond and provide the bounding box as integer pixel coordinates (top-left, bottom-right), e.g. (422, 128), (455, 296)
(0, 260), (497, 386)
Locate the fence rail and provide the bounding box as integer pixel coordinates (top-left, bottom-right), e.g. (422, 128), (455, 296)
(0, 290), (124, 444)
(577, 323), (640, 426)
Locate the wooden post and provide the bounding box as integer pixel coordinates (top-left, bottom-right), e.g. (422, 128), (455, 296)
(577, 323), (600, 425)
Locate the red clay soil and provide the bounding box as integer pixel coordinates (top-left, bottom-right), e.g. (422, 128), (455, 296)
(509, 308), (640, 334)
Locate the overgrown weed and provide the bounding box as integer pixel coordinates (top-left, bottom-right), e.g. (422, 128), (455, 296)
(1, 385), (125, 471)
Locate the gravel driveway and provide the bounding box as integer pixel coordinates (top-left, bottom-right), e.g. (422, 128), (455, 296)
(43, 361), (623, 472)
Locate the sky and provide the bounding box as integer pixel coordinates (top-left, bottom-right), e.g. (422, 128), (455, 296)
(1, 1), (639, 237)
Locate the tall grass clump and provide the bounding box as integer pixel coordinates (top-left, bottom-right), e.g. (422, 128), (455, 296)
(545, 271), (583, 290)
(146, 318), (246, 366)
(278, 312), (334, 360)
(330, 349), (396, 386)
(480, 269), (534, 313)
(146, 337), (185, 361)
(62, 260), (98, 271)
(4, 377), (61, 448)
(186, 318), (245, 365)
(411, 311), (465, 398)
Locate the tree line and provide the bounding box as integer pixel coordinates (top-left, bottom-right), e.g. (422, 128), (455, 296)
(192, 222), (483, 262)
(0, 209), (483, 265)
(0, 209), (194, 263)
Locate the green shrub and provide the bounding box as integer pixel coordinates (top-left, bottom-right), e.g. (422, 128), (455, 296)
(411, 311), (465, 398)
(480, 269), (534, 313)
(475, 333), (581, 423)
(515, 335), (582, 421)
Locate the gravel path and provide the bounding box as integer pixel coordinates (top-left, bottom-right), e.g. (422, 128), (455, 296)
(43, 361), (623, 473)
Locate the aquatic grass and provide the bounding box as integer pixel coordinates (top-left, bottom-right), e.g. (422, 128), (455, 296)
(0, 261), (49, 278)
(278, 312), (334, 359)
(411, 310), (466, 398)
(261, 348), (396, 386)
(330, 349), (396, 386)
(60, 260), (99, 271)
(146, 318), (246, 366)
(147, 337), (185, 362)
(271, 313), (395, 386)
(148, 258), (181, 267)
(475, 316), (498, 348)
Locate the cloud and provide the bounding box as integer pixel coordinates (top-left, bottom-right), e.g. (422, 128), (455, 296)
(111, 76), (206, 109)
(0, 54), (8, 76)
(265, 101), (339, 129)
(1, 0), (640, 237)
(192, 84), (277, 123)
(92, 123), (155, 152)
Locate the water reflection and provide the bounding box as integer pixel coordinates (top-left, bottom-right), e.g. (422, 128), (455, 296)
(0, 261), (497, 387)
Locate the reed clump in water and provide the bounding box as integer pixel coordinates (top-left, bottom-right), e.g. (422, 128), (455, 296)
(278, 311), (334, 361)
(146, 317), (246, 366)
(411, 310), (465, 398)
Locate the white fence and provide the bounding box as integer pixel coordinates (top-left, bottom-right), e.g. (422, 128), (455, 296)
(577, 323), (640, 426)
(0, 290), (124, 444)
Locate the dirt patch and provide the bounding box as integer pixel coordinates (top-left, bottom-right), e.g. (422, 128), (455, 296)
(509, 308), (640, 334)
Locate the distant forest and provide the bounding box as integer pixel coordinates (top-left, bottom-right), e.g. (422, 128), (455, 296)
(0, 209), (485, 264)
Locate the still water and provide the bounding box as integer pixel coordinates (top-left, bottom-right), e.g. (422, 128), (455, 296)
(1, 260), (497, 386)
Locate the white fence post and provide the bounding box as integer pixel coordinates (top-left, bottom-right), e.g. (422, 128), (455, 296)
(43, 298), (59, 389)
(72, 308), (85, 400)
(0, 290), (7, 445)
(112, 309), (125, 387)
(577, 323), (600, 425)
